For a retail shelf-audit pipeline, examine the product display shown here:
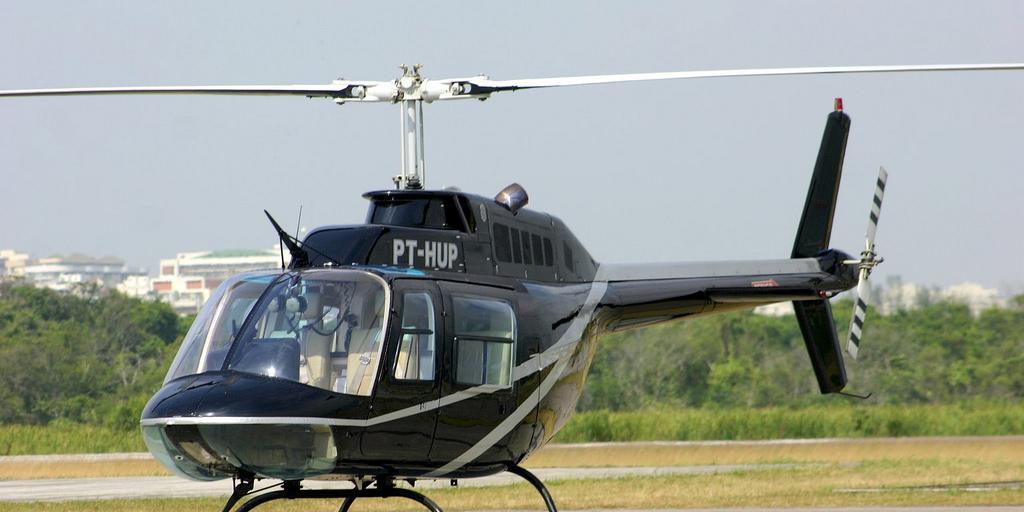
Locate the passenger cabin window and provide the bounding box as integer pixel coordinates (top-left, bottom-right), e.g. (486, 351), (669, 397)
(491, 222), (556, 270)
(493, 223), (512, 263)
(453, 296), (516, 387)
(563, 242), (575, 271)
(393, 292), (436, 381)
(510, 228), (523, 263)
(370, 198), (462, 231)
(531, 234), (544, 265)
(521, 231), (533, 265)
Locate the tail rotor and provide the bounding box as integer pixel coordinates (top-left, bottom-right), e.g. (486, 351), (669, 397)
(845, 167), (888, 359)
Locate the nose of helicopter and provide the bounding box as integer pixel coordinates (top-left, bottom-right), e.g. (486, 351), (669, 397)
(141, 372), (362, 481)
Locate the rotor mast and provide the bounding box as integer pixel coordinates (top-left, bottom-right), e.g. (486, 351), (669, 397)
(396, 65), (426, 190)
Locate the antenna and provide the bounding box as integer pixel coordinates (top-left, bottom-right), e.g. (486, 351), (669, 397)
(294, 205), (304, 242)
(264, 210), (310, 268)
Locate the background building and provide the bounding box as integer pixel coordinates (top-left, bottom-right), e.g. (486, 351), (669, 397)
(17, 254), (145, 292)
(116, 275), (153, 299)
(937, 282), (1006, 316)
(754, 279), (1008, 318)
(0, 250), (30, 278)
(151, 249), (282, 313)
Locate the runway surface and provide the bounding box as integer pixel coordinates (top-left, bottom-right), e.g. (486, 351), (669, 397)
(0, 463), (799, 502)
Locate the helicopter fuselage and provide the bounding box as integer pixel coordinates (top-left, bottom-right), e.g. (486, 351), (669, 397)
(141, 188), (857, 482)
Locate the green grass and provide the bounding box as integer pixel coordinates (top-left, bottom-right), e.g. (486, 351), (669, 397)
(0, 422), (144, 455)
(2, 402), (1023, 455)
(554, 401), (1024, 443)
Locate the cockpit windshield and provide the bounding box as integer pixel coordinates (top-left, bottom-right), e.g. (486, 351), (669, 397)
(227, 270), (389, 396)
(164, 269), (390, 397)
(165, 271), (280, 384)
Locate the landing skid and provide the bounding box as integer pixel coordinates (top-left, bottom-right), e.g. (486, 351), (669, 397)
(508, 464), (558, 512)
(222, 465), (558, 512)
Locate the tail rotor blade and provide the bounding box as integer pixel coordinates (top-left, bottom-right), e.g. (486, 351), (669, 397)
(846, 166), (889, 360)
(847, 270), (870, 359)
(866, 167), (888, 248)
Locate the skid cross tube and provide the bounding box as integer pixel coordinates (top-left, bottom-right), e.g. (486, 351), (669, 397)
(228, 482), (442, 512)
(508, 465), (559, 512)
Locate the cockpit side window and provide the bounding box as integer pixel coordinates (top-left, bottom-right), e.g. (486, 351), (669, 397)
(452, 296), (516, 387)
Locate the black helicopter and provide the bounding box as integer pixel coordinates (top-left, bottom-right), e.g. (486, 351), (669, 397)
(1, 63), (1020, 512)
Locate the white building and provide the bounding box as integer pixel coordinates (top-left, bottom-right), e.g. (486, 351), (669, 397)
(117, 275), (153, 299)
(753, 302), (794, 316)
(877, 282), (932, 315)
(152, 249), (282, 314)
(19, 254), (146, 292)
(753, 280), (1007, 318)
(938, 282), (1006, 316)
(0, 250), (30, 278)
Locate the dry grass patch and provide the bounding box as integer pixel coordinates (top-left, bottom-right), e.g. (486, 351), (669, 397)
(0, 459), (169, 480)
(527, 436), (1024, 468)
(2, 458), (1023, 511)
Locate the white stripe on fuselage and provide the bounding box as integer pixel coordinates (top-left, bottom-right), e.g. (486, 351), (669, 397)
(423, 281), (608, 477)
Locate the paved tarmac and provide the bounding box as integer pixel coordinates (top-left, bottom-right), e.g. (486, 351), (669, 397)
(0, 464), (797, 502)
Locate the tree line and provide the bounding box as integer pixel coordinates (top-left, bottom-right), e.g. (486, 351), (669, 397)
(0, 281), (1021, 432)
(580, 295), (1024, 410)
(0, 282), (188, 430)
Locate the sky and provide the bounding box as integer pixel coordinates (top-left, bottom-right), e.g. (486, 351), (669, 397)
(1, 1), (1022, 293)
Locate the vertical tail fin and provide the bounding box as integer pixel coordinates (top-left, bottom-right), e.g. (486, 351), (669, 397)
(792, 101), (851, 394)
(791, 101), (851, 259)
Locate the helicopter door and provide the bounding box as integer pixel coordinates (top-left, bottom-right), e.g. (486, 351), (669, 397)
(360, 280), (442, 461)
(429, 282), (525, 465)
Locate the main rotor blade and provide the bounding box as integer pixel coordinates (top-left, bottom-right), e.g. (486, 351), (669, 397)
(460, 63), (1024, 92)
(6, 63), (1022, 101)
(0, 83), (384, 99)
